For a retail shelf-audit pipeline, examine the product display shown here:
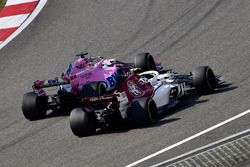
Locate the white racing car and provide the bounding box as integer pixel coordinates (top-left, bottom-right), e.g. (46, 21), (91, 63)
(138, 66), (224, 111)
(69, 53), (225, 136)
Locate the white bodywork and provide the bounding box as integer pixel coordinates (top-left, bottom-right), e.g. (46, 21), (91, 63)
(139, 71), (183, 109)
(152, 83), (171, 108)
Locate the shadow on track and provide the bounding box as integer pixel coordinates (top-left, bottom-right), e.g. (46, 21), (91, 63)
(159, 83), (237, 120)
(90, 83), (237, 137)
(34, 83), (237, 137)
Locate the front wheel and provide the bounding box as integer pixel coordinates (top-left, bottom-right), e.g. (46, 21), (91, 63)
(192, 66), (216, 94)
(69, 108), (95, 137)
(129, 98), (158, 124)
(21, 92), (47, 121)
(134, 52), (156, 72)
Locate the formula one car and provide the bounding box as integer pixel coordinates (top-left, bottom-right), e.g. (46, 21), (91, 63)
(69, 64), (224, 137)
(21, 52), (160, 121)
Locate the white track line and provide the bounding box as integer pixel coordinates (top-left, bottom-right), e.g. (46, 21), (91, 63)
(151, 128), (250, 167)
(6, 0), (38, 6)
(0, 14), (30, 29)
(126, 109), (250, 167)
(0, 0), (47, 50)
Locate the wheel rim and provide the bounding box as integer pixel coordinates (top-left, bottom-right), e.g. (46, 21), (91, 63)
(97, 83), (106, 96)
(147, 99), (157, 123)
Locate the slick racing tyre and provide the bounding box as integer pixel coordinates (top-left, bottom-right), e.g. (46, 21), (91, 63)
(70, 108), (94, 137)
(82, 81), (106, 97)
(21, 92), (47, 121)
(192, 66), (216, 94)
(129, 98), (157, 124)
(134, 52), (156, 72)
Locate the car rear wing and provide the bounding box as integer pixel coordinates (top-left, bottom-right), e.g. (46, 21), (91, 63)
(81, 94), (118, 105)
(32, 79), (70, 90)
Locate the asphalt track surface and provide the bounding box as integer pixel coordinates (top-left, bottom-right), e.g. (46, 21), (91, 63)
(0, 0), (249, 166)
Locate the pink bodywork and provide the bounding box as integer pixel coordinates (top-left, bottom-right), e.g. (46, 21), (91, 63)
(66, 57), (121, 95)
(34, 57), (126, 96)
(34, 56), (161, 96)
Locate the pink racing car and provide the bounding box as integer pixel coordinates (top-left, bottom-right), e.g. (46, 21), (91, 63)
(21, 52), (161, 121)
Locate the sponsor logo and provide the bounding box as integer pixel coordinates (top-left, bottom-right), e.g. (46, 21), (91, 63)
(48, 79), (58, 84)
(88, 96), (113, 102)
(127, 80), (144, 97)
(104, 71), (119, 89)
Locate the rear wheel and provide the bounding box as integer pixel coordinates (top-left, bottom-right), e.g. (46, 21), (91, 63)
(129, 98), (158, 124)
(134, 52), (156, 72)
(192, 66), (216, 94)
(69, 108), (95, 137)
(82, 81), (106, 97)
(21, 92), (47, 120)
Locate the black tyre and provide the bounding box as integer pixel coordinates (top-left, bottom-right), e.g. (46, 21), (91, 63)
(192, 66), (216, 94)
(21, 92), (47, 120)
(82, 81), (106, 97)
(134, 52), (156, 72)
(129, 98), (158, 124)
(69, 108), (94, 137)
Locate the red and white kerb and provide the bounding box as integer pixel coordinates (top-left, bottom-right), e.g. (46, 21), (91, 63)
(0, 0), (39, 44)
